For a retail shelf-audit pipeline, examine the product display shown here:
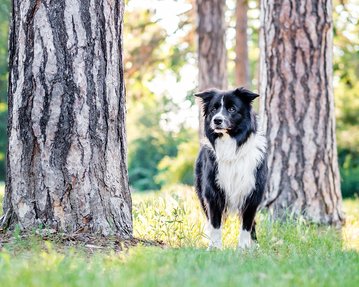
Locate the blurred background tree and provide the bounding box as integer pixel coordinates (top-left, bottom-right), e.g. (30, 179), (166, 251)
(0, 0), (357, 197)
(196, 0), (227, 139)
(235, 0), (249, 88)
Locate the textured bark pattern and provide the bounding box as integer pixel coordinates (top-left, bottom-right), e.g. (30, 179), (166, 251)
(1, 0), (133, 237)
(235, 0), (249, 87)
(259, 0), (344, 225)
(196, 0), (227, 139)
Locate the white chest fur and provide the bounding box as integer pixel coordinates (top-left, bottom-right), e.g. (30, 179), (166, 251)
(214, 132), (266, 213)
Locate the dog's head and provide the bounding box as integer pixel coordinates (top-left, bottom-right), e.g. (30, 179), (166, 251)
(195, 87), (259, 139)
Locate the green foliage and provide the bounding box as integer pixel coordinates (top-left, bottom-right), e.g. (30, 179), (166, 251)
(0, 1), (9, 181)
(0, 0), (10, 103)
(156, 138), (198, 187)
(339, 150), (359, 198)
(128, 132), (177, 191)
(124, 4), (196, 191)
(337, 77), (359, 198)
(127, 95), (195, 191)
(0, 186), (358, 286)
(333, 1), (359, 197)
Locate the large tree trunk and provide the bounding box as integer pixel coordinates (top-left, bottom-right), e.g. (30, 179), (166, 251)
(235, 0), (249, 87)
(196, 0), (227, 139)
(0, 0), (132, 237)
(259, 0), (344, 225)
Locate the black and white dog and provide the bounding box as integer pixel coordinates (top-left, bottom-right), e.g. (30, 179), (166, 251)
(194, 87), (267, 249)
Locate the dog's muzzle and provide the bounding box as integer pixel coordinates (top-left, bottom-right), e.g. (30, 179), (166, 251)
(211, 116), (230, 132)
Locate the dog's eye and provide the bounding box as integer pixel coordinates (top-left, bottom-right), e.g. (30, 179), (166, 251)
(211, 107), (217, 113)
(228, 106), (236, 113)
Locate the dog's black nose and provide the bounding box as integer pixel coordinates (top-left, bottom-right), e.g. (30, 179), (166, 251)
(214, 118), (223, 125)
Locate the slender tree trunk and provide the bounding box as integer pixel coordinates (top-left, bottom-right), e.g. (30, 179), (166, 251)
(259, 0), (344, 225)
(235, 0), (249, 88)
(0, 0), (133, 237)
(196, 0), (227, 140)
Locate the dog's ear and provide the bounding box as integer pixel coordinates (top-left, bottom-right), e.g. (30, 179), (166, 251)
(234, 87), (259, 103)
(194, 89), (217, 102)
(195, 89), (217, 116)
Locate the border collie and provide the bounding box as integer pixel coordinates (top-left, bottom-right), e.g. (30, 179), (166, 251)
(194, 87), (267, 249)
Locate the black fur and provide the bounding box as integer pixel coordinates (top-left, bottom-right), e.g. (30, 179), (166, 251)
(194, 87), (268, 245)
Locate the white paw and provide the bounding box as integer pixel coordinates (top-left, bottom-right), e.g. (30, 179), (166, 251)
(238, 229), (253, 249)
(207, 241), (222, 251)
(238, 239), (253, 249)
(205, 222), (222, 250)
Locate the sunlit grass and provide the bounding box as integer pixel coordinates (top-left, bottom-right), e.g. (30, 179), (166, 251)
(132, 185), (205, 247)
(0, 184), (358, 286)
(342, 197), (359, 250)
(133, 185), (359, 251)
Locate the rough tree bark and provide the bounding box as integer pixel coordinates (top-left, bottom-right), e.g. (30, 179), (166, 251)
(259, 0), (344, 225)
(235, 0), (249, 87)
(196, 0), (227, 139)
(0, 0), (133, 237)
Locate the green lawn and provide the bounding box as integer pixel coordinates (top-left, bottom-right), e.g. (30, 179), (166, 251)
(0, 184), (358, 287)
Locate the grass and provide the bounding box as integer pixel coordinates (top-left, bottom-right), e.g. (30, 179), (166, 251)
(0, 184), (358, 287)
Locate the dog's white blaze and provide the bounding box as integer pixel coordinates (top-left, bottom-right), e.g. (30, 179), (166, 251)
(211, 96), (225, 127)
(205, 221), (222, 249)
(216, 95), (224, 117)
(214, 132), (266, 213)
(238, 229), (252, 249)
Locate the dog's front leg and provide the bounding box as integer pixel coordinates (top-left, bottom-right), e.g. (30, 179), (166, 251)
(238, 200), (258, 249)
(205, 197), (224, 250)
